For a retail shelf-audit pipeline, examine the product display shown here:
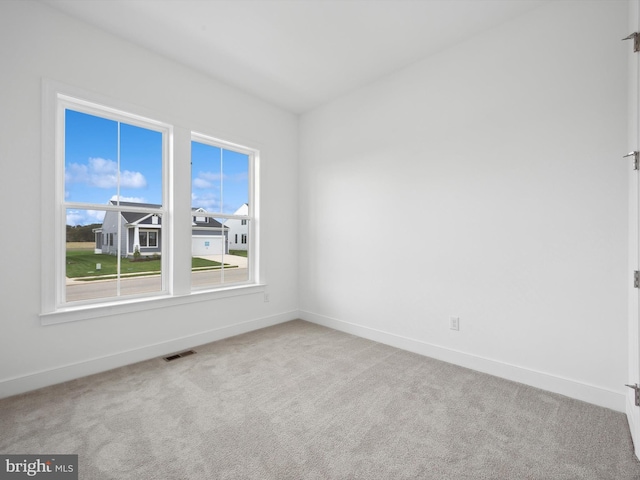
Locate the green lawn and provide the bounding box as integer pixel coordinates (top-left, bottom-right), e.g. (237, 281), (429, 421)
(66, 250), (233, 279)
(229, 250), (248, 257)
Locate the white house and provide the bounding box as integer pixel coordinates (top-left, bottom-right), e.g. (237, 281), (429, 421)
(225, 203), (249, 251)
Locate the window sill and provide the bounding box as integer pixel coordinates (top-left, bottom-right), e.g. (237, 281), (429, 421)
(40, 283), (266, 326)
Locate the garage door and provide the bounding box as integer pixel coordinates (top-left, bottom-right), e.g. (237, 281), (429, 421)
(192, 236), (225, 256)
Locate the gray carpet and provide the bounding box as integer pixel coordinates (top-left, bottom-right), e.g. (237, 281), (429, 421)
(1, 320), (639, 479)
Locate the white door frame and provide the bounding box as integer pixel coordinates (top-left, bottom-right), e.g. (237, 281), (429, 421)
(627, 0), (640, 460)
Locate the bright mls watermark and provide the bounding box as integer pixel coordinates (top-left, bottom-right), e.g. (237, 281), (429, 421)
(0, 455), (77, 479)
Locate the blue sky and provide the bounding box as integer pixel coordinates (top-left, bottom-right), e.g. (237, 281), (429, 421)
(65, 109), (248, 226)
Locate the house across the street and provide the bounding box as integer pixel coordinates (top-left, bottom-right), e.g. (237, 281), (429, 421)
(93, 201), (228, 257)
(225, 203), (249, 251)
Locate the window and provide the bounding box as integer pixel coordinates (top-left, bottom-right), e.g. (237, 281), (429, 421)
(41, 83), (262, 323)
(191, 134), (255, 290)
(139, 230), (159, 248)
(60, 100), (167, 305)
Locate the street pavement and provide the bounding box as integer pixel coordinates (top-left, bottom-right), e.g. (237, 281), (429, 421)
(66, 254), (249, 303)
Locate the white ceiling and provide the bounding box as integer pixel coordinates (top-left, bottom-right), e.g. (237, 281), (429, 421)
(42, 0), (547, 114)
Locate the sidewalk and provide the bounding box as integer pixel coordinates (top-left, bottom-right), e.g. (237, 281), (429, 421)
(195, 253), (248, 268)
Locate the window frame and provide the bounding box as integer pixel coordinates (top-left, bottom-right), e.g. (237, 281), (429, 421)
(141, 230), (159, 248)
(56, 94), (171, 307)
(40, 80), (263, 325)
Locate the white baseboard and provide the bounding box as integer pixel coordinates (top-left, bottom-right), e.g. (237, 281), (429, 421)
(0, 310), (298, 400)
(4, 309), (625, 413)
(300, 310), (625, 413)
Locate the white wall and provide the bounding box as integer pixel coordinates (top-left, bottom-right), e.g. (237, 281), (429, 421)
(299, 1), (629, 411)
(0, 1), (298, 396)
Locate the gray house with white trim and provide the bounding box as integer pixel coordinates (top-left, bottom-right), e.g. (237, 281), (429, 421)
(94, 201), (228, 257)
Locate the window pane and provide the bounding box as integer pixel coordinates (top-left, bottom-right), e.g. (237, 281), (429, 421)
(191, 218), (249, 288)
(64, 109), (163, 207)
(120, 122), (163, 205)
(191, 140), (251, 290)
(225, 220), (249, 285)
(65, 209), (116, 302)
(221, 149), (249, 214)
(191, 142), (222, 212)
(64, 110), (118, 204)
(65, 209), (163, 303)
(148, 231), (158, 247)
(191, 142), (249, 215)
(139, 231), (148, 247)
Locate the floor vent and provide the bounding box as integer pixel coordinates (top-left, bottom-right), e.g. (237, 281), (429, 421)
(163, 350), (196, 362)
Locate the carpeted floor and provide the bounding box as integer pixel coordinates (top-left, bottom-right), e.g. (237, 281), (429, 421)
(1, 320), (639, 479)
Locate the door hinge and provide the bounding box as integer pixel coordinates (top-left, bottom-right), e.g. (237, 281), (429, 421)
(623, 32), (640, 52)
(635, 271), (640, 288)
(627, 383), (640, 406)
(624, 151), (639, 170)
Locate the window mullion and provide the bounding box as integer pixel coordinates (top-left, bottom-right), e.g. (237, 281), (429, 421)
(116, 121), (122, 297)
(170, 126), (193, 296)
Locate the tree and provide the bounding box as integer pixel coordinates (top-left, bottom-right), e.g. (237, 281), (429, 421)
(66, 223), (102, 242)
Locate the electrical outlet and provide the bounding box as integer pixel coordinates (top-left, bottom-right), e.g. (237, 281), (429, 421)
(450, 317), (460, 331)
(264, 293), (270, 303)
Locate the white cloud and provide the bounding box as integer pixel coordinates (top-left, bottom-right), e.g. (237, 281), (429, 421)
(228, 172), (248, 182)
(66, 209), (105, 226)
(193, 171), (225, 190)
(66, 211), (85, 226)
(198, 171), (223, 182)
(192, 171), (247, 190)
(193, 178), (213, 189)
(120, 170), (146, 188)
(191, 192), (220, 211)
(65, 157), (147, 189)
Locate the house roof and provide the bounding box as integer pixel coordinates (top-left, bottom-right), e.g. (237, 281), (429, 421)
(110, 200), (160, 209)
(193, 216), (227, 230)
(110, 201), (160, 225)
(122, 211), (153, 224)
(107, 201), (228, 229)
(191, 207), (228, 230)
